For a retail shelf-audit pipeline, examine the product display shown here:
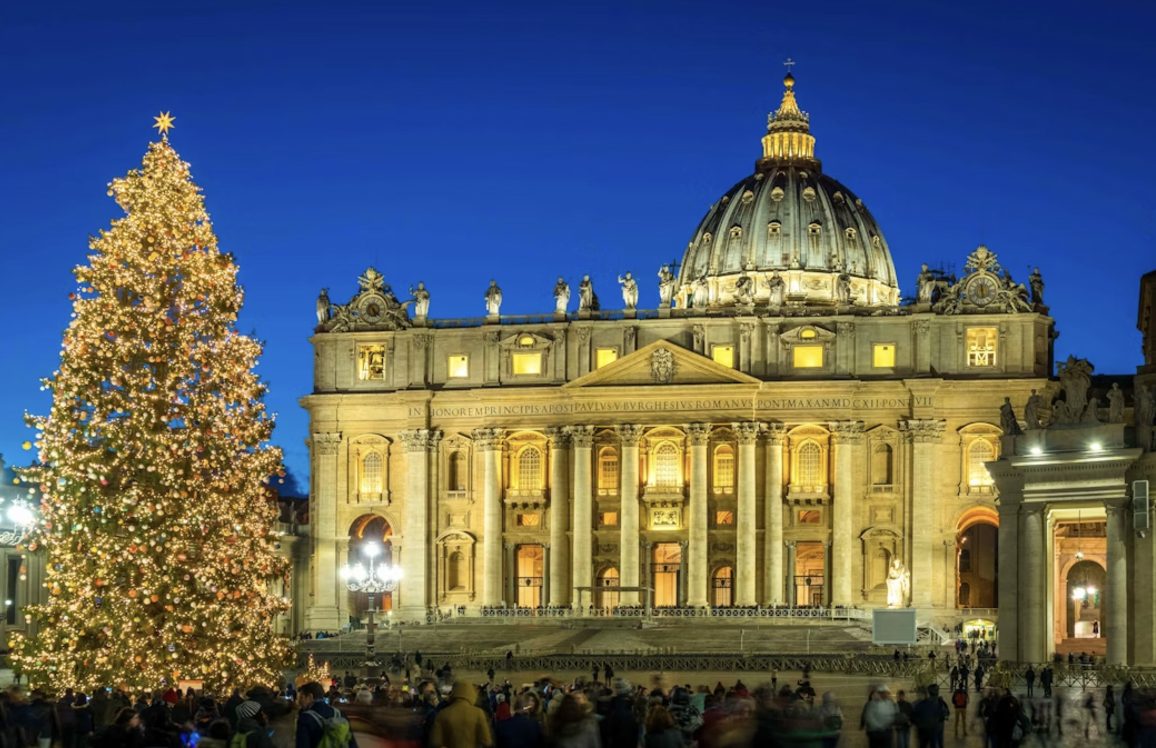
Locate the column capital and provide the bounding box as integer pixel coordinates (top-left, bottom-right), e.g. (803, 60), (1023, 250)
(686, 422), (711, 445)
(763, 422), (787, 444)
(829, 420), (865, 443)
(400, 428), (442, 452)
(900, 418), (945, 443)
(311, 432), (342, 455)
(616, 424), (645, 446)
(472, 427), (504, 451)
(568, 425), (595, 448)
(733, 421), (763, 444)
(545, 427), (570, 448)
(1021, 502), (1046, 516)
(1104, 499), (1130, 516)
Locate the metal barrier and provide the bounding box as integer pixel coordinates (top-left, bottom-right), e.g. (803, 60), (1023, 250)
(470, 606), (869, 621)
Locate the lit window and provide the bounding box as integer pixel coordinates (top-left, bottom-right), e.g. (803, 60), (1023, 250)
(714, 510), (734, 526)
(797, 510), (821, 524)
(447, 450), (467, 491)
(793, 345), (824, 368)
(713, 445), (734, 492)
(595, 348), (619, 369)
(518, 334), (535, 347)
(512, 352), (542, 375)
(711, 345), (735, 368)
(800, 328), (817, 339)
(600, 512), (619, 527)
(361, 452), (383, 495)
(968, 439), (996, 489)
(598, 448), (619, 492)
(357, 345), (386, 381)
(517, 447), (544, 490)
(516, 513), (541, 527)
(653, 442), (681, 487)
(966, 328), (998, 368)
(873, 343), (896, 368)
(797, 442), (822, 487)
(447, 354), (469, 378)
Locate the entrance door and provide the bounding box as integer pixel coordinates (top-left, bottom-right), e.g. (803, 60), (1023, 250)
(652, 543), (682, 607)
(516, 545), (544, 608)
(793, 541), (825, 606)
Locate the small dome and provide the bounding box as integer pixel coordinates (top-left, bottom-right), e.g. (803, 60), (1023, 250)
(676, 75), (900, 310)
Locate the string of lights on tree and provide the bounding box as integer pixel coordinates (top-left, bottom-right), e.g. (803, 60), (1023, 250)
(12, 112), (293, 691)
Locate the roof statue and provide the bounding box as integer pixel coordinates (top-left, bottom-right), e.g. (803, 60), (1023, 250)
(484, 280), (503, 317)
(1051, 356), (1095, 425)
(317, 267), (412, 332)
(553, 277), (571, 316)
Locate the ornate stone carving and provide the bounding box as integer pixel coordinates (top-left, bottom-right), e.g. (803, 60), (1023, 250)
(932, 246), (1031, 315)
(650, 348), (676, 384)
(829, 420), (865, 443)
(545, 426), (570, 448)
(913, 319), (931, 336)
(763, 422), (787, 444)
(1050, 356), (1095, 424)
(1023, 389), (1044, 429)
(686, 423), (710, 445)
(733, 421), (762, 444)
(568, 425), (595, 448)
(836, 321), (855, 337)
(576, 327), (591, 344)
(616, 424), (645, 446)
(899, 419), (945, 443)
(692, 325), (705, 352)
(471, 428), (504, 451)
(484, 330), (500, 345)
(413, 333), (432, 349)
(1107, 383), (1125, 424)
(739, 322), (755, 343)
(400, 428), (442, 452)
(318, 267), (412, 333)
(624, 326), (637, 348)
(999, 397), (1023, 435)
(311, 432), (342, 455)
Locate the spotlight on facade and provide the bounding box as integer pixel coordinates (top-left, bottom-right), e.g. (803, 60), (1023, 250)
(1089, 442), (1103, 452)
(1029, 446), (1042, 456)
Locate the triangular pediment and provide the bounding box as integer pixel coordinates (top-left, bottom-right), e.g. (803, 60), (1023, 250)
(565, 340), (761, 388)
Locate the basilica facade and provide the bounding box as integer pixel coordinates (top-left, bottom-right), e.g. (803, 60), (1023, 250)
(300, 75), (1155, 664)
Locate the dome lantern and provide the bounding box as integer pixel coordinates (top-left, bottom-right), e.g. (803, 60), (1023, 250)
(759, 72), (819, 170)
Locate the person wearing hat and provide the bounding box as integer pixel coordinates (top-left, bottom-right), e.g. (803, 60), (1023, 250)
(429, 681), (493, 748)
(863, 685), (898, 748)
(233, 701), (274, 748)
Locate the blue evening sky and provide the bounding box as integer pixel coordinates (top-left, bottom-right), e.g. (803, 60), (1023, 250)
(2, 1), (1153, 485)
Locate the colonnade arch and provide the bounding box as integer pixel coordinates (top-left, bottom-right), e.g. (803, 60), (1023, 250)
(347, 514), (394, 613)
(955, 507), (999, 609)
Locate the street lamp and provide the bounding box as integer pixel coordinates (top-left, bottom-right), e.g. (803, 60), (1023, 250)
(339, 543), (401, 678)
(0, 497), (36, 546)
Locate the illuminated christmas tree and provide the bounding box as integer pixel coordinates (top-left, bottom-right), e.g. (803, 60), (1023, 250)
(12, 114), (291, 691)
(300, 653), (332, 687)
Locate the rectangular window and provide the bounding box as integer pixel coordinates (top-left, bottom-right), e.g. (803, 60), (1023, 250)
(793, 345), (824, 368)
(447, 354), (469, 379)
(797, 509), (821, 525)
(711, 344), (735, 368)
(357, 344), (386, 381)
(714, 510), (735, 526)
(516, 513), (541, 527)
(966, 328), (998, 368)
(872, 343), (896, 368)
(595, 347), (619, 369)
(511, 351), (542, 375)
(600, 511), (619, 527)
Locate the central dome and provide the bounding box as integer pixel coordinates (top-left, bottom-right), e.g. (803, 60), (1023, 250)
(676, 74), (899, 310)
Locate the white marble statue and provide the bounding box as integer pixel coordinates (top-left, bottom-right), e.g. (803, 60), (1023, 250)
(657, 265), (676, 307)
(767, 272), (785, 308)
(553, 277), (570, 315)
(836, 272), (853, 305)
(618, 272), (639, 310)
(316, 288), (331, 326)
(1107, 383), (1125, 424)
(578, 275), (599, 312)
(886, 558), (910, 608)
(484, 280), (502, 316)
(691, 276), (709, 309)
(410, 281), (430, 319)
(733, 271), (754, 305)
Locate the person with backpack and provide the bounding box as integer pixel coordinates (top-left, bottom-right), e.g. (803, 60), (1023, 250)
(232, 701), (274, 748)
(911, 684), (949, 748)
(950, 686), (968, 738)
(295, 683), (355, 748)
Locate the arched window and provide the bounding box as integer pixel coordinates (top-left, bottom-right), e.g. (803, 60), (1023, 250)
(968, 440), (996, 490)
(713, 445), (735, 493)
(654, 442), (681, 487)
(517, 446), (544, 491)
(447, 551), (464, 590)
(872, 444), (893, 486)
(361, 452), (383, 495)
(797, 441), (822, 487)
(598, 447), (619, 493)
(447, 450), (466, 492)
(712, 566), (733, 608)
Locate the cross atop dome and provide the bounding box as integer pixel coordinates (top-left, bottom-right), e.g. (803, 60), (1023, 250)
(759, 66), (817, 169)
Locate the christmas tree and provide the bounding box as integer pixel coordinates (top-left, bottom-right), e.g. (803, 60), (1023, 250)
(12, 114), (292, 691)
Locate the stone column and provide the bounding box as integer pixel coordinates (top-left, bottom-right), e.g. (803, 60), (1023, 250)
(1105, 500), (1130, 665)
(734, 421), (762, 606)
(399, 428), (440, 620)
(546, 428), (571, 607)
(506, 543), (517, 606)
(901, 418), (945, 607)
(996, 493), (1021, 662)
(617, 425), (644, 606)
(306, 432), (342, 630)
(830, 421), (864, 607)
(687, 423), (710, 608)
(1019, 503), (1046, 663)
(570, 426), (595, 608)
(474, 428), (504, 607)
(785, 541), (797, 606)
(764, 424), (786, 605)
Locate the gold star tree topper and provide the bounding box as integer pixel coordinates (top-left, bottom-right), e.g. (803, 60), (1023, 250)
(153, 111), (175, 137)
